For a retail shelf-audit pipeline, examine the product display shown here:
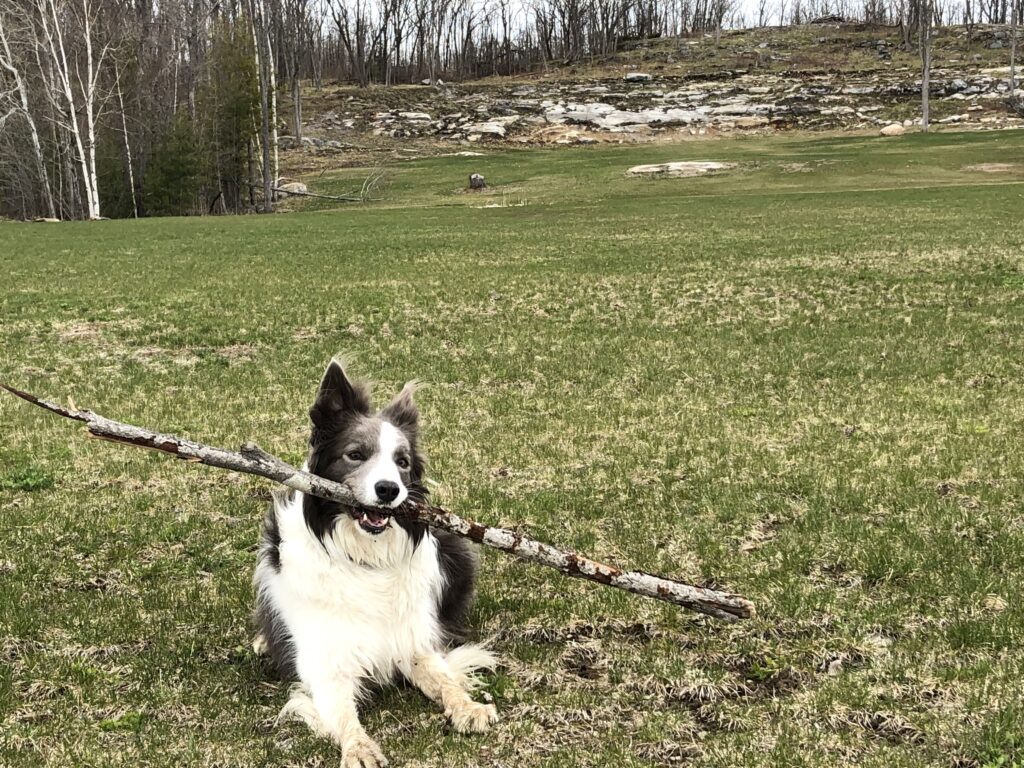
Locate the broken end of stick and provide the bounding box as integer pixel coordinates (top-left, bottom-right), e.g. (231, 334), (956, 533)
(2, 382), (46, 405)
(731, 598), (756, 620)
(696, 601), (754, 622)
(2, 382), (90, 423)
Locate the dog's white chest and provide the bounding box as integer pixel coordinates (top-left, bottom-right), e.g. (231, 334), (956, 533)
(268, 510), (445, 680)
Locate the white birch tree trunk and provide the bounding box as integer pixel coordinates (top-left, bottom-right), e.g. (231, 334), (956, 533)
(920, 0), (932, 131)
(250, 0), (274, 211)
(114, 62), (138, 218)
(266, 16), (279, 186)
(1011, 1), (1019, 103)
(0, 11), (57, 219)
(79, 0), (101, 219)
(35, 0), (102, 219)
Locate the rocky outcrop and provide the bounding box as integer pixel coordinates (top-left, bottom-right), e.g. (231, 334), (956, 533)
(292, 63), (1023, 149)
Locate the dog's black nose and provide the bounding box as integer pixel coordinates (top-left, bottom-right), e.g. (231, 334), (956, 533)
(374, 481), (400, 503)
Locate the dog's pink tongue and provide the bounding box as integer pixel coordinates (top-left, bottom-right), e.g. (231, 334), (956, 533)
(365, 510), (388, 525)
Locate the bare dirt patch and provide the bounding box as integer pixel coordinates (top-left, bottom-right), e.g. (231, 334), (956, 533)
(962, 162), (1020, 173)
(53, 321), (105, 344)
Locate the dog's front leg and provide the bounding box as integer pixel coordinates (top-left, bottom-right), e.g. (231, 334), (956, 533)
(407, 652), (498, 734)
(309, 676), (388, 768)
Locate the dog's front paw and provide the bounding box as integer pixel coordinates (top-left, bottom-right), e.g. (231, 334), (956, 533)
(446, 700), (498, 734)
(252, 632), (269, 656)
(342, 733), (388, 768)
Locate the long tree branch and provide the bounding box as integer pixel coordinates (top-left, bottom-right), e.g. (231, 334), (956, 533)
(1, 384), (755, 622)
(241, 180), (365, 203)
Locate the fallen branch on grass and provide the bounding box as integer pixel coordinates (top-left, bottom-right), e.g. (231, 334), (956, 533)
(243, 181), (365, 203)
(1, 384), (756, 622)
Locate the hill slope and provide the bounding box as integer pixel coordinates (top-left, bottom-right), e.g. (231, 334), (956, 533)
(278, 23), (1022, 174)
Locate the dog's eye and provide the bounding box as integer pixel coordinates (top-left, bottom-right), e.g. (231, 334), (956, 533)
(346, 451), (365, 462)
(396, 457), (410, 470)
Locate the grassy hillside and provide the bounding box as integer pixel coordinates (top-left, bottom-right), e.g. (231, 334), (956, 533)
(2, 129), (1023, 767)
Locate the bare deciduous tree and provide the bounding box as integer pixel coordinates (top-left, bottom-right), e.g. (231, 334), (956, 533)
(920, 0), (933, 130)
(0, 6), (56, 217)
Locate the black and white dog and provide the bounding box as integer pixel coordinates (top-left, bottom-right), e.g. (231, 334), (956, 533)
(253, 361), (497, 768)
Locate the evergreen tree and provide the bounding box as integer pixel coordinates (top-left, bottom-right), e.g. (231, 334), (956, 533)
(142, 115), (203, 216)
(201, 21), (260, 213)
(96, 133), (136, 219)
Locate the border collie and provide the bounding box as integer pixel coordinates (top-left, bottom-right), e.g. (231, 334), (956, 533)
(253, 361), (497, 767)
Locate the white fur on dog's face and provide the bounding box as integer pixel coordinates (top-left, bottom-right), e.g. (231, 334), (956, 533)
(344, 421), (411, 508)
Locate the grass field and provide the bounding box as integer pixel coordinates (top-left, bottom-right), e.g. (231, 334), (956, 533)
(2, 129), (1023, 768)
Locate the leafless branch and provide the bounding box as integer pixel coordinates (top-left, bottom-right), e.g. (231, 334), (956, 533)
(2, 383), (756, 622)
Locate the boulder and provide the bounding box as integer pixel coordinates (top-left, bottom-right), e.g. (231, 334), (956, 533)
(562, 103), (616, 123)
(593, 110), (650, 128)
(626, 161), (736, 178)
(277, 181), (308, 197)
(468, 173), (486, 190)
(879, 123), (906, 136)
(465, 116), (519, 140)
(735, 116), (770, 128)
(467, 124), (503, 140)
(624, 72), (652, 83)
(660, 108), (704, 125)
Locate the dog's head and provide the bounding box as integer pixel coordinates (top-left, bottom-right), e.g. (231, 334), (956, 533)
(305, 360), (425, 538)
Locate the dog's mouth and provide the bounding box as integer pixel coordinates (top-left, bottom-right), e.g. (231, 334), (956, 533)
(349, 507), (391, 535)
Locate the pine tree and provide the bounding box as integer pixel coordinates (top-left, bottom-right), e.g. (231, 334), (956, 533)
(142, 114), (203, 216)
(201, 21), (260, 213)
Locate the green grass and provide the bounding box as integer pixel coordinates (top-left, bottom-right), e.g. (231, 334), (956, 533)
(2, 129), (1023, 768)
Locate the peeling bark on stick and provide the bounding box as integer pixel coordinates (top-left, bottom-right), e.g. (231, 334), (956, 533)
(1, 384), (756, 622)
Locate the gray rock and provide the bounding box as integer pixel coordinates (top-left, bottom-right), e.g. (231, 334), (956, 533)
(626, 161), (735, 177)
(468, 173), (486, 190)
(563, 103), (616, 123)
(624, 72), (653, 82)
(465, 116), (520, 140)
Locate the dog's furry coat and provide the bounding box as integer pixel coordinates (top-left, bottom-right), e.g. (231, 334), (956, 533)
(253, 361), (496, 767)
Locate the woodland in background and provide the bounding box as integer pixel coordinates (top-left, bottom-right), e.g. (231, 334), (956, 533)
(0, 0), (1021, 220)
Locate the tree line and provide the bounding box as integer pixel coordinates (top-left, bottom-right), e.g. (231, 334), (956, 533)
(0, 0), (1020, 220)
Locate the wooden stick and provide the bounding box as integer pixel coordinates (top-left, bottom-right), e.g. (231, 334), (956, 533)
(1, 384), (756, 622)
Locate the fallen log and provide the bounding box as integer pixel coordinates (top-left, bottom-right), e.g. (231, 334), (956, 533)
(1, 383), (756, 622)
(242, 180), (366, 203)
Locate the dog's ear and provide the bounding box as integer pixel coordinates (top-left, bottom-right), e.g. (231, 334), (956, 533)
(381, 381), (420, 431)
(310, 359), (371, 430)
